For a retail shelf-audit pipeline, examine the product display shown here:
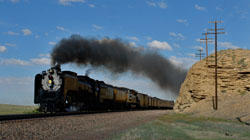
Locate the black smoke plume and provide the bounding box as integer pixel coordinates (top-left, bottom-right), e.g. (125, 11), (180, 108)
(51, 35), (187, 94)
(85, 68), (91, 76)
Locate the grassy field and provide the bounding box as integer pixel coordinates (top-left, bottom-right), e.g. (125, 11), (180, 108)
(109, 113), (250, 140)
(0, 104), (38, 115)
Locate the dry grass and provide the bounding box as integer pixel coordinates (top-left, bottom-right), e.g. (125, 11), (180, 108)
(109, 113), (250, 140)
(0, 104), (38, 115)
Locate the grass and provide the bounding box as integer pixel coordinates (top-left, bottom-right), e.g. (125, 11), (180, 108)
(109, 113), (250, 140)
(0, 104), (39, 115)
(240, 91), (247, 96)
(238, 58), (246, 65)
(221, 90), (227, 94)
(232, 55), (236, 64)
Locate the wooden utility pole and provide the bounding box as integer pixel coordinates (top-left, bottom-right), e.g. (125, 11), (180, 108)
(207, 21), (225, 110)
(200, 33), (213, 63)
(195, 48), (205, 60)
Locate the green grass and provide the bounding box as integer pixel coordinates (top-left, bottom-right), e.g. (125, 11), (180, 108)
(238, 58), (246, 65)
(109, 113), (250, 140)
(0, 104), (39, 115)
(240, 91), (247, 96)
(232, 55), (236, 64)
(221, 90), (227, 94)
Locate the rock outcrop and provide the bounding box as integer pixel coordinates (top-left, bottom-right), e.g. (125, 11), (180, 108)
(174, 49), (250, 115)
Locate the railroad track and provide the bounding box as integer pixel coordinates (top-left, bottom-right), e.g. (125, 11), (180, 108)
(0, 108), (172, 122)
(0, 111), (109, 121)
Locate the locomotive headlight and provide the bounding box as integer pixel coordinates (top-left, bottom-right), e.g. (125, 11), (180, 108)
(42, 69), (62, 91)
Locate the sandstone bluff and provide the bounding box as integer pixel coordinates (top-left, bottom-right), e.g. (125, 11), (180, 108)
(174, 49), (250, 123)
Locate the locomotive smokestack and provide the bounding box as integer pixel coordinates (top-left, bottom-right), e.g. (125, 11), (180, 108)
(51, 64), (61, 71)
(51, 35), (187, 95)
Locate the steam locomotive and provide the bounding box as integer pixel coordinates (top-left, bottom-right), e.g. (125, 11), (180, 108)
(34, 65), (174, 112)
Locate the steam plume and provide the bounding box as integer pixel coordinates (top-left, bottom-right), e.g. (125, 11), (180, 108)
(51, 35), (187, 94)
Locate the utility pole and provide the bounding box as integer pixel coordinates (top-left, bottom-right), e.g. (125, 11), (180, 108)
(195, 48), (205, 60)
(200, 33), (213, 63)
(207, 21), (225, 110)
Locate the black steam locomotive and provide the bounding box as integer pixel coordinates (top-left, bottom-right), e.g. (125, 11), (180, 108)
(34, 65), (174, 112)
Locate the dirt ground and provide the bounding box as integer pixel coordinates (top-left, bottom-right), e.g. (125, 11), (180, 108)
(0, 110), (169, 140)
(181, 94), (250, 124)
(1, 109), (249, 140)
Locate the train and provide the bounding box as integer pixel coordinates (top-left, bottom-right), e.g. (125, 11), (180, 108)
(34, 65), (174, 112)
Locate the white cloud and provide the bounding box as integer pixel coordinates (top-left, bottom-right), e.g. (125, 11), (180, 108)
(35, 34), (40, 39)
(158, 2), (167, 9)
(169, 32), (177, 37)
(147, 40), (172, 50)
(177, 33), (184, 39)
(236, 10), (248, 19)
(92, 24), (103, 30)
(193, 45), (204, 51)
(9, 0), (19, 3)
(103, 74), (177, 100)
(129, 42), (136, 47)
(59, 0), (85, 5)
(0, 77), (33, 85)
(30, 57), (50, 65)
(187, 53), (196, 57)
(147, 1), (156, 7)
(147, 1), (167, 9)
(39, 54), (50, 57)
(0, 46), (6, 52)
(0, 56), (51, 66)
(126, 36), (139, 42)
(219, 42), (240, 49)
(145, 36), (152, 41)
(48, 41), (57, 45)
(6, 31), (19, 36)
(22, 28), (32, 36)
(176, 19), (187, 23)
(176, 19), (188, 25)
(216, 6), (223, 11)
(56, 26), (65, 31)
(5, 43), (16, 47)
(195, 38), (201, 42)
(173, 43), (180, 48)
(169, 56), (197, 69)
(0, 58), (29, 66)
(195, 4), (205, 11)
(169, 32), (185, 40)
(88, 4), (95, 8)
(31, 53), (51, 65)
(0, 76), (34, 105)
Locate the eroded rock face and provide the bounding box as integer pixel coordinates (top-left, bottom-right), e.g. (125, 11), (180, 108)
(174, 49), (250, 112)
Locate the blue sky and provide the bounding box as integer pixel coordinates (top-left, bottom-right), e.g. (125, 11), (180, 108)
(0, 0), (249, 105)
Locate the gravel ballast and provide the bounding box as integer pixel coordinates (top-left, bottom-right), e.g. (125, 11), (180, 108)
(0, 110), (170, 140)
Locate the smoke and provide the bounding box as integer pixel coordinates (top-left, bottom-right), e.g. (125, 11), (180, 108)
(51, 35), (187, 94)
(85, 68), (91, 76)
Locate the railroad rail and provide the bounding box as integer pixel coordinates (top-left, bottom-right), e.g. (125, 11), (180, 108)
(0, 111), (110, 121)
(0, 109), (170, 121)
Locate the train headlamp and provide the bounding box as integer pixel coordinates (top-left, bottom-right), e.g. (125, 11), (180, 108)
(42, 69), (62, 91)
